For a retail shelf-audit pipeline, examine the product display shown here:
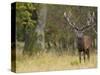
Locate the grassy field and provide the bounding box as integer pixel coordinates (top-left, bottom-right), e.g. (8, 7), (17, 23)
(16, 50), (97, 73)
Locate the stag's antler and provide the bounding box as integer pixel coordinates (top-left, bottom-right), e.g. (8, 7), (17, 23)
(88, 11), (97, 34)
(86, 11), (96, 26)
(64, 11), (79, 30)
(79, 11), (96, 32)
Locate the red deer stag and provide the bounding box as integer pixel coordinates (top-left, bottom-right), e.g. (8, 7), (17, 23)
(64, 11), (96, 63)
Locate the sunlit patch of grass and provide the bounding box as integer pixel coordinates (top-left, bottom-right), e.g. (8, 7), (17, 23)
(15, 50), (97, 72)
(70, 60), (79, 66)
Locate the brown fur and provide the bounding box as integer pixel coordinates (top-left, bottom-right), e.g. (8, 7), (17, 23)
(78, 35), (92, 63)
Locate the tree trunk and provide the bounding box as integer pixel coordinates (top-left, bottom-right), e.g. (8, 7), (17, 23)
(35, 4), (47, 50)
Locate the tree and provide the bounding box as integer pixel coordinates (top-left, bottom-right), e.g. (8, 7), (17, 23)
(16, 2), (38, 54)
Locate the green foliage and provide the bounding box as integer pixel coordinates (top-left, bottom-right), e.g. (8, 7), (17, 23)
(16, 2), (38, 41)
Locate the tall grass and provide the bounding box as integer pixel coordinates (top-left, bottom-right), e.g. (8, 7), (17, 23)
(16, 49), (97, 73)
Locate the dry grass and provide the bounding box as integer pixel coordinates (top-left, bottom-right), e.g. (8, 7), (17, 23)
(16, 50), (97, 73)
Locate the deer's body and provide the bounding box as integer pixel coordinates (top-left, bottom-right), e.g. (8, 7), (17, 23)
(74, 28), (92, 63)
(77, 35), (92, 63)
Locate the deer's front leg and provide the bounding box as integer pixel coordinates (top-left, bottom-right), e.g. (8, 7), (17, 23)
(83, 50), (86, 62)
(79, 50), (81, 63)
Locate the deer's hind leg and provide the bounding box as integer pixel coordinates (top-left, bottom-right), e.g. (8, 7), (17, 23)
(86, 48), (90, 61)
